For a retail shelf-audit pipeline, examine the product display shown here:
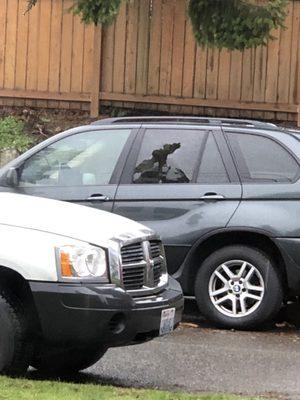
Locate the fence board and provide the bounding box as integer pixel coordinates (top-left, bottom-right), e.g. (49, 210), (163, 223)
(147, 0), (162, 96)
(125, 0), (138, 94)
(48, 0), (63, 108)
(15, 0), (29, 91)
(218, 50), (231, 101)
(0, 0), (8, 91)
(159, 0), (174, 96)
(5, 0), (18, 90)
(113, 2), (126, 93)
(136, 0), (150, 94)
(59, 0), (73, 92)
(182, 13), (196, 99)
(101, 21), (115, 93)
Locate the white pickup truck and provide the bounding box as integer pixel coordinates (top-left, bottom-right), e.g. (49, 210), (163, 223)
(0, 193), (183, 375)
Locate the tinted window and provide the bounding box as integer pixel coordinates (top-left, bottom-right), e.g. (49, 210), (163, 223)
(228, 132), (299, 182)
(19, 129), (131, 187)
(133, 129), (206, 184)
(197, 134), (229, 183)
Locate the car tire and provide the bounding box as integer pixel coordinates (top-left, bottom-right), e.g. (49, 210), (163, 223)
(195, 245), (283, 330)
(31, 344), (107, 374)
(0, 290), (32, 376)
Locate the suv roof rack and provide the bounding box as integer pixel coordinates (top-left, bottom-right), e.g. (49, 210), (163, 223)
(91, 116), (278, 129)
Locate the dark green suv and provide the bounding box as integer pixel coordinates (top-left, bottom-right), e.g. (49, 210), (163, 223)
(1, 116), (300, 330)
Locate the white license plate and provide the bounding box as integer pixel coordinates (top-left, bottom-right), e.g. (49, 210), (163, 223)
(159, 308), (176, 336)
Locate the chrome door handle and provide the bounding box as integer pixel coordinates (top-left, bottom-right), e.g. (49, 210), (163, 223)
(86, 195), (111, 202)
(199, 194), (225, 200)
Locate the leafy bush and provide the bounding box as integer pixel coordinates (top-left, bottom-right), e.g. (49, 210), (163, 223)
(188, 0), (288, 50)
(0, 117), (33, 153)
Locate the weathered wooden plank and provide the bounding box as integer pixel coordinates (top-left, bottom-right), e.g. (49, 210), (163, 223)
(0, 89), (90, 101)
(0, 88), (297, 115)
(182, 10), (196, 99)
(218, 50), (231, 101)
(71, 16), (84, 94)
(37, 0), (52, 92)
(15, 0), (29, 90)
(265, 26), (281, 119)
(253, 45), (267, 102)
(136, 0), (150, 95)
(97, 92), (297, 113)
(90, 26), (102, 117)
(170, 0), (186, 98)
(0, 0), (8, 89)
(148, 0), (162, 95)
(159, 0), (174, 96)
(49, 0), (63, 92)
(82, 24), (95, 94)
(241, 49), (255, 102)
(25, 0), (39, 108)
(229, 51), (243, 101)
(4, 0), (18, 89)
(125, 0), (139, 94)
(252, 45), (267, 119)
(206, 48), (220, 100)
(194, 46), (208, 99)
(59, 0), (74, 109)
(277, 1), (294, 119)
(229, 50), (243, 117)
(113, 2), (127, 93)
(48, 0), (63, 109)
(101, 21), (115, 93)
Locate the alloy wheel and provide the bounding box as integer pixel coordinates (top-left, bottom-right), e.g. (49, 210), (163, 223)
(208, 260), (265, 318)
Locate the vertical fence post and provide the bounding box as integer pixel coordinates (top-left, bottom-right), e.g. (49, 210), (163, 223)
(90, 25), (102, 118)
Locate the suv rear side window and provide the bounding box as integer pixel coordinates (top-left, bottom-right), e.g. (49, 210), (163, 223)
(228, 132), (299, 183)
(133, 129), (206, 184)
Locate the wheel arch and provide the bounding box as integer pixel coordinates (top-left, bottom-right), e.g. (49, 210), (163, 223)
(0, 265), (41, 333)
(178, 228), (288, 296)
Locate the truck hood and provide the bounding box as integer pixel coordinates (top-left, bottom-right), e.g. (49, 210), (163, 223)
(0, 193), (154, 246)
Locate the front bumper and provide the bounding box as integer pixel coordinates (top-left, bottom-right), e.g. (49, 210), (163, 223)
(29, 277), (184, 347)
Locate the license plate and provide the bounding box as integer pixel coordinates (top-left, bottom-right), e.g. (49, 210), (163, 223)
(159, 308), (176, 336)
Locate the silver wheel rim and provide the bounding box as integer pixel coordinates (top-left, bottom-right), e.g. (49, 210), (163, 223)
(208, 260), (265, 318)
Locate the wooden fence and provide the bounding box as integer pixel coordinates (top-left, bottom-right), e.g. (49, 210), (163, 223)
(0, 0), (300, 124)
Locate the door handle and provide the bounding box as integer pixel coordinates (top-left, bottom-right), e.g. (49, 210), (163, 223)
(86, 194), (111, 202)
(199, 193), (225, 200)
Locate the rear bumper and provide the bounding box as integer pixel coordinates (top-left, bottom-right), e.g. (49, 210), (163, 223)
(29, 276), (184, 347)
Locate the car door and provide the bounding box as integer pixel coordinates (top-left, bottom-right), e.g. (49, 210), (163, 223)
(7, 127), (136, 212)
(113, 125), (242, 274)
(225, 128), (300, 236)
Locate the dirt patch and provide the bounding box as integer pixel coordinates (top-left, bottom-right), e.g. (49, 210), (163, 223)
(0, 106), (298, 144)
(0, 107), (111, 143)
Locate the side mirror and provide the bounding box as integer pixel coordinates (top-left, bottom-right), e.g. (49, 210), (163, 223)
(6, 167), (19, 188)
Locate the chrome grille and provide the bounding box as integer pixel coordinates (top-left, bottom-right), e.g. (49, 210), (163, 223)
(121, 242), (144, 265)
(121, 240), (165, 291)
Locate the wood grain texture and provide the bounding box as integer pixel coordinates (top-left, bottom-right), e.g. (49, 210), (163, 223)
(0, 0), (299, 122)
(148, 0), (162, 95)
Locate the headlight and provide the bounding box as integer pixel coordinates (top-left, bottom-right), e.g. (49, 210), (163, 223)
(56, 245), (109, 282)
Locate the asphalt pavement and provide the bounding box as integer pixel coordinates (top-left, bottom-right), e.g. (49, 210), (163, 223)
(29, 300), (300, 400)
(85, 301), (300, 400)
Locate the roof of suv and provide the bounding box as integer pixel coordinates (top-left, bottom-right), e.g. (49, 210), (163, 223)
(91, 116), (279, 129)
